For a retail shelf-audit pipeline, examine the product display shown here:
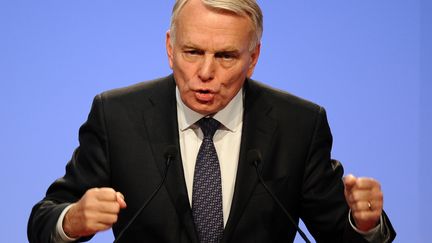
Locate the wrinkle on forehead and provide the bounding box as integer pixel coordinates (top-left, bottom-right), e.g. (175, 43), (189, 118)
(175, 0), (254, 51)
(176, 4), (253, 52)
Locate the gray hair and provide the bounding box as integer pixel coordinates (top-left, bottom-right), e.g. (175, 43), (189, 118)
(169, 0), (263, 51)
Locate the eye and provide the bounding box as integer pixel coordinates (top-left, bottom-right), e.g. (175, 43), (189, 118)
(182, 49), (204, 62)
(184, 49), (203, 56)
(215, 52), (236, 61)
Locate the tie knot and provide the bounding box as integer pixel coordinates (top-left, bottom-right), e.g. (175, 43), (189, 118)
(198, 118), (220, 138)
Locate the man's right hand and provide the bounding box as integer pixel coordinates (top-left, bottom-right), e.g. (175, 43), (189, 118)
(63, 187), (127, 238)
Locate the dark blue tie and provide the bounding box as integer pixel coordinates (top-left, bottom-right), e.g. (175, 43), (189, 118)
(192, 118), (224, 243)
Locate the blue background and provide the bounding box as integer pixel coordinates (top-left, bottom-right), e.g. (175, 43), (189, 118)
(1, 1), (430, 242)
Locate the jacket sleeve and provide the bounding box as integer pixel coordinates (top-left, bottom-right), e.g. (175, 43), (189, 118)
(299, 107), (396, 242)
(27, 94), (111, 243)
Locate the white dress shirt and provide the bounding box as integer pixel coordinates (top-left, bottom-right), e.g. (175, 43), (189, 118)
(176, 87), (243, 226)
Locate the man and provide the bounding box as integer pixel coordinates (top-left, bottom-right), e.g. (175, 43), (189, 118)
(28, 0), (396, 242)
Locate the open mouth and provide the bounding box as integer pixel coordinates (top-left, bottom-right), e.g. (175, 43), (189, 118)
(198, 89), (211, 94)
(195, 89), (215, 102)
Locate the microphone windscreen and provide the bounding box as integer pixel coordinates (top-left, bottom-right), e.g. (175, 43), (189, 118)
(247, 149), (262, 165)
(164, 145), (178, 159)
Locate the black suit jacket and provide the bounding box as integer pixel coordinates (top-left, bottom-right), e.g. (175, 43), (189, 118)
(28, 75), (395, 242)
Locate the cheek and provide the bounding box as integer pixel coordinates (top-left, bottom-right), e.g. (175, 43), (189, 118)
(173, 57), (198, 86)
(217, 80), (244, 105)
(220, 68), (247, 93)
(172, 67), (190, 90)
(176, 78), (194, 99)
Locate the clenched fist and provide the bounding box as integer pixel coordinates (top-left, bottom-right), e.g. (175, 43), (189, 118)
(343, 174), (383, 232)
(63, 187), (127, 238)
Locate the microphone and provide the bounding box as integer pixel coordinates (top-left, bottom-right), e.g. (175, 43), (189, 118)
(248, 149), (311, 243)
(113, 145), (178, 243)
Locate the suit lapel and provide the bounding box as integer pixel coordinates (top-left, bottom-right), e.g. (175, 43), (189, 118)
(140, 76), (199, 243)
(222, 80), (278, 242)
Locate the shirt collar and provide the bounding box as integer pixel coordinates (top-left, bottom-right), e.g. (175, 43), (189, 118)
(176, 87), (244, 132)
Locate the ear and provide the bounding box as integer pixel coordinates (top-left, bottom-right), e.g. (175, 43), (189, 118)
(166, 30), (174, 69)
(247, 43), (261, 77)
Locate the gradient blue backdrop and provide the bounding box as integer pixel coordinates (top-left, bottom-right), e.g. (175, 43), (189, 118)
(1, 1), (430, 242)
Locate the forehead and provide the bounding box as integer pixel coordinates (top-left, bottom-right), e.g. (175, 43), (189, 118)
(175, 0), (254, 50)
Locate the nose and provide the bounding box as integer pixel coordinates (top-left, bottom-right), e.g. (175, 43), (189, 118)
(198, 54), (215, 82)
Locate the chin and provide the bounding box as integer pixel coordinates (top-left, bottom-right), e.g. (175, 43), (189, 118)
(196, 108), (217, 116)
(191, 104), (218, 116)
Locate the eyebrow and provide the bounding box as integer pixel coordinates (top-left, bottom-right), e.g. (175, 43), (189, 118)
(181, 43), (240, 53)
(182, 44), (202, 50)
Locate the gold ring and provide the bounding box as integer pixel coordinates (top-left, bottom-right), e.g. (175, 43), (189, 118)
(367, 201), (372, 210)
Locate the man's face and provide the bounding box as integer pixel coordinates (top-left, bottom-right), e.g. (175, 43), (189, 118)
(166, 0), (260, 115)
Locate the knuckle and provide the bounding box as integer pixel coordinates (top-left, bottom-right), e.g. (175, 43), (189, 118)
(114, 203), (121, 213)
(351, 191), (360, 201)
(101, 187), (116, 194)
(375, 181), (382, 190)
(377, 191), (383, 200)
(83, 220), (93, 231)
(372, 183), (381, 191)
(81, 199), (93, 211)
(352, 202), (361, 211)
(356, 178), (367, 187)
(112, 214), (119, 223)
(89, 187), (99, 194)
(359, 211), (369, 220)
(102, 188), (117, 200)
(353, 211), (362, 220)
(82, 210), (91, 220)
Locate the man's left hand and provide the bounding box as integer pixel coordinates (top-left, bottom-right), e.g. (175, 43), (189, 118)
(343, 174), (383, 232)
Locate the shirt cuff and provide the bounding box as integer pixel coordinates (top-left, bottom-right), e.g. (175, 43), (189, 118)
(54, 204), (79, 242)
(348, 209), (385, 242)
